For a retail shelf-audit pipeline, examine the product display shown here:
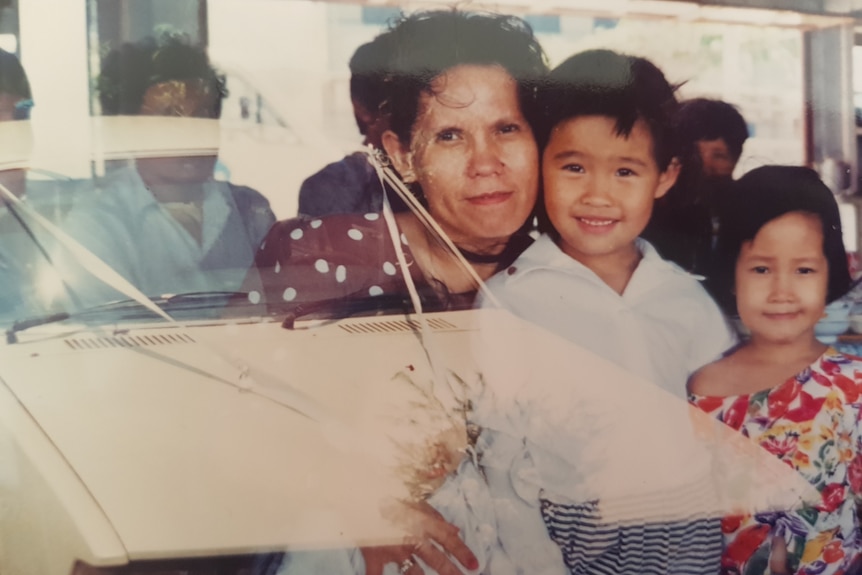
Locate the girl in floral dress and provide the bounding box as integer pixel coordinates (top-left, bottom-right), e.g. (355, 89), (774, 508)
(688, 165), (861, 575)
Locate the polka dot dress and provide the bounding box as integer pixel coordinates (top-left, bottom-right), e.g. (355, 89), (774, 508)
(245, 213), (432, 313)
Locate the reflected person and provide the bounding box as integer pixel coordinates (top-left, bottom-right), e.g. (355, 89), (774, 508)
(256, 10), (548, 574)
(59, 36), (274, 304)
(0, 48), (32, 200)
(0, 48), (45, 319)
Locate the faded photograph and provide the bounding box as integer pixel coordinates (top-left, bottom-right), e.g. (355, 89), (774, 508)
(0, 1), (861, 575)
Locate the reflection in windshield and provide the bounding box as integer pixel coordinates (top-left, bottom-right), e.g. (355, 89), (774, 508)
(43, 36), (275, 315)
(0, 49), (62, 320)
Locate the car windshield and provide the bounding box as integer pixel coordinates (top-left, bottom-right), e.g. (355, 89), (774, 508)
(0, 123), (476, 332)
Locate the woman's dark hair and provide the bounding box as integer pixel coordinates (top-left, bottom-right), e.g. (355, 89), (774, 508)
(98, 36), (226, 117)
(713, 165), (851, 313)
(349, 35), (392, 134)
(381, 9), (548, 145)
(536, 49), (679, 171)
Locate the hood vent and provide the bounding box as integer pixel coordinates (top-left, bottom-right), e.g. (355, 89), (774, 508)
(337, 317), (458, 335)
(64, 332), (196, 350)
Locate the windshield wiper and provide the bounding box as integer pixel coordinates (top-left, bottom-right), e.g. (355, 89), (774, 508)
(280, 293), (445, 329)
(5, 291), (251, 343)
(7, 312), (71, 343)
(80, 291), (251, 314)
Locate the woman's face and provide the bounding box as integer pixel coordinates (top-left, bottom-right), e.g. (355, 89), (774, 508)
(384, 64), (539, 252)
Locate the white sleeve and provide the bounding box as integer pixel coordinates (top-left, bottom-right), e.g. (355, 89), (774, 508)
(426, 429), (567, 575)
(424, 453), (502, 574)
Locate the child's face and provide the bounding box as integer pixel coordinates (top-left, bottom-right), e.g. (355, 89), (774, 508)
(542, 115), (678, 267)
(735, 211), (828, 346)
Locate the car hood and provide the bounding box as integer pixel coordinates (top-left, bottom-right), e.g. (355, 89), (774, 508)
(0, 313), (481, 560)
(0, 309), (820, 562)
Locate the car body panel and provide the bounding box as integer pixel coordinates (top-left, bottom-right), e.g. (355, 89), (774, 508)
(0, 378), (127, 572)
(0, 312), (481, 561)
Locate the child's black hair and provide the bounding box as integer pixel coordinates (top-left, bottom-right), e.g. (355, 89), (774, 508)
(713, 165), (851, 313)
(536, 49), (679, 171)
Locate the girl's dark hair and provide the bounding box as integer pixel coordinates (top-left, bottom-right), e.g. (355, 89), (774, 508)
(713, 165), (851, 312)
(381, 9), (549, 145)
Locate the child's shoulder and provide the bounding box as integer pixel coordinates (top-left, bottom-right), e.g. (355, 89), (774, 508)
(687, 353), (740, 397)
(821, 348), (862, 374)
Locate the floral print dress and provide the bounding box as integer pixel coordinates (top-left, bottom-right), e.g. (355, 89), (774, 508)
(690, 349), (862, 575)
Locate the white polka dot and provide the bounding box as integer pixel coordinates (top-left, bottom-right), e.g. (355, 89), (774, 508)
(383, 261), (396, 276)
(282, 288), (297, 301)
(260, 241), (266, 250)
(315, 259), (330, 273)
(248, 290), (261, 304)
(310, 219), (322, 229)
(364, 213), (380, 221)
(369, 285), (383, 296)
(274, 261), (281, 274)
(290, 228), (303, 240)
(347, 228), (364, 241)
(400, 233), (408, 245)
(336, 265), (347, 283)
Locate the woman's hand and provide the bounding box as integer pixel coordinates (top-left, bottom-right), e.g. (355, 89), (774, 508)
(361, 500), (479, 575)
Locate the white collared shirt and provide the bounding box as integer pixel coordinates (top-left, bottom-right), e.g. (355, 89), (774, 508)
(480, 234), (737, 398)
(57, 165), (268, 306)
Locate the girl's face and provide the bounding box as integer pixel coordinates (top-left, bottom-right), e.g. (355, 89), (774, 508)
(383, 64), (539, 252)
(735, 211), (828, 346)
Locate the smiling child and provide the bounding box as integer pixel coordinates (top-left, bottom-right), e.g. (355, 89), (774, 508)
(486, 49), (735, 398)
(476, 49), (738, 573)
(689, 166), (861, 575)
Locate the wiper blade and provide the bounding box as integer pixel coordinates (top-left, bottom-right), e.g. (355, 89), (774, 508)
(83, 291), (251, 314)
(281, 293), (445, 329)
(7, 312), (71, 343)
(5, 291), (251, 343)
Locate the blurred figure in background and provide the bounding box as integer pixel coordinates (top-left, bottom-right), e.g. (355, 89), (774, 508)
(0, 48), (33, 200)
(297, 32), (407, 217)
(643, 97), (749, 280)
(0, 48), (37, 318)
(682, 98), (749, 181)
(59, 34), (274, 304)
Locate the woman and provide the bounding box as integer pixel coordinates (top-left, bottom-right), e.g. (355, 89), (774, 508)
(246, 9), (547, 318)
(251, 10), (547, 575)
